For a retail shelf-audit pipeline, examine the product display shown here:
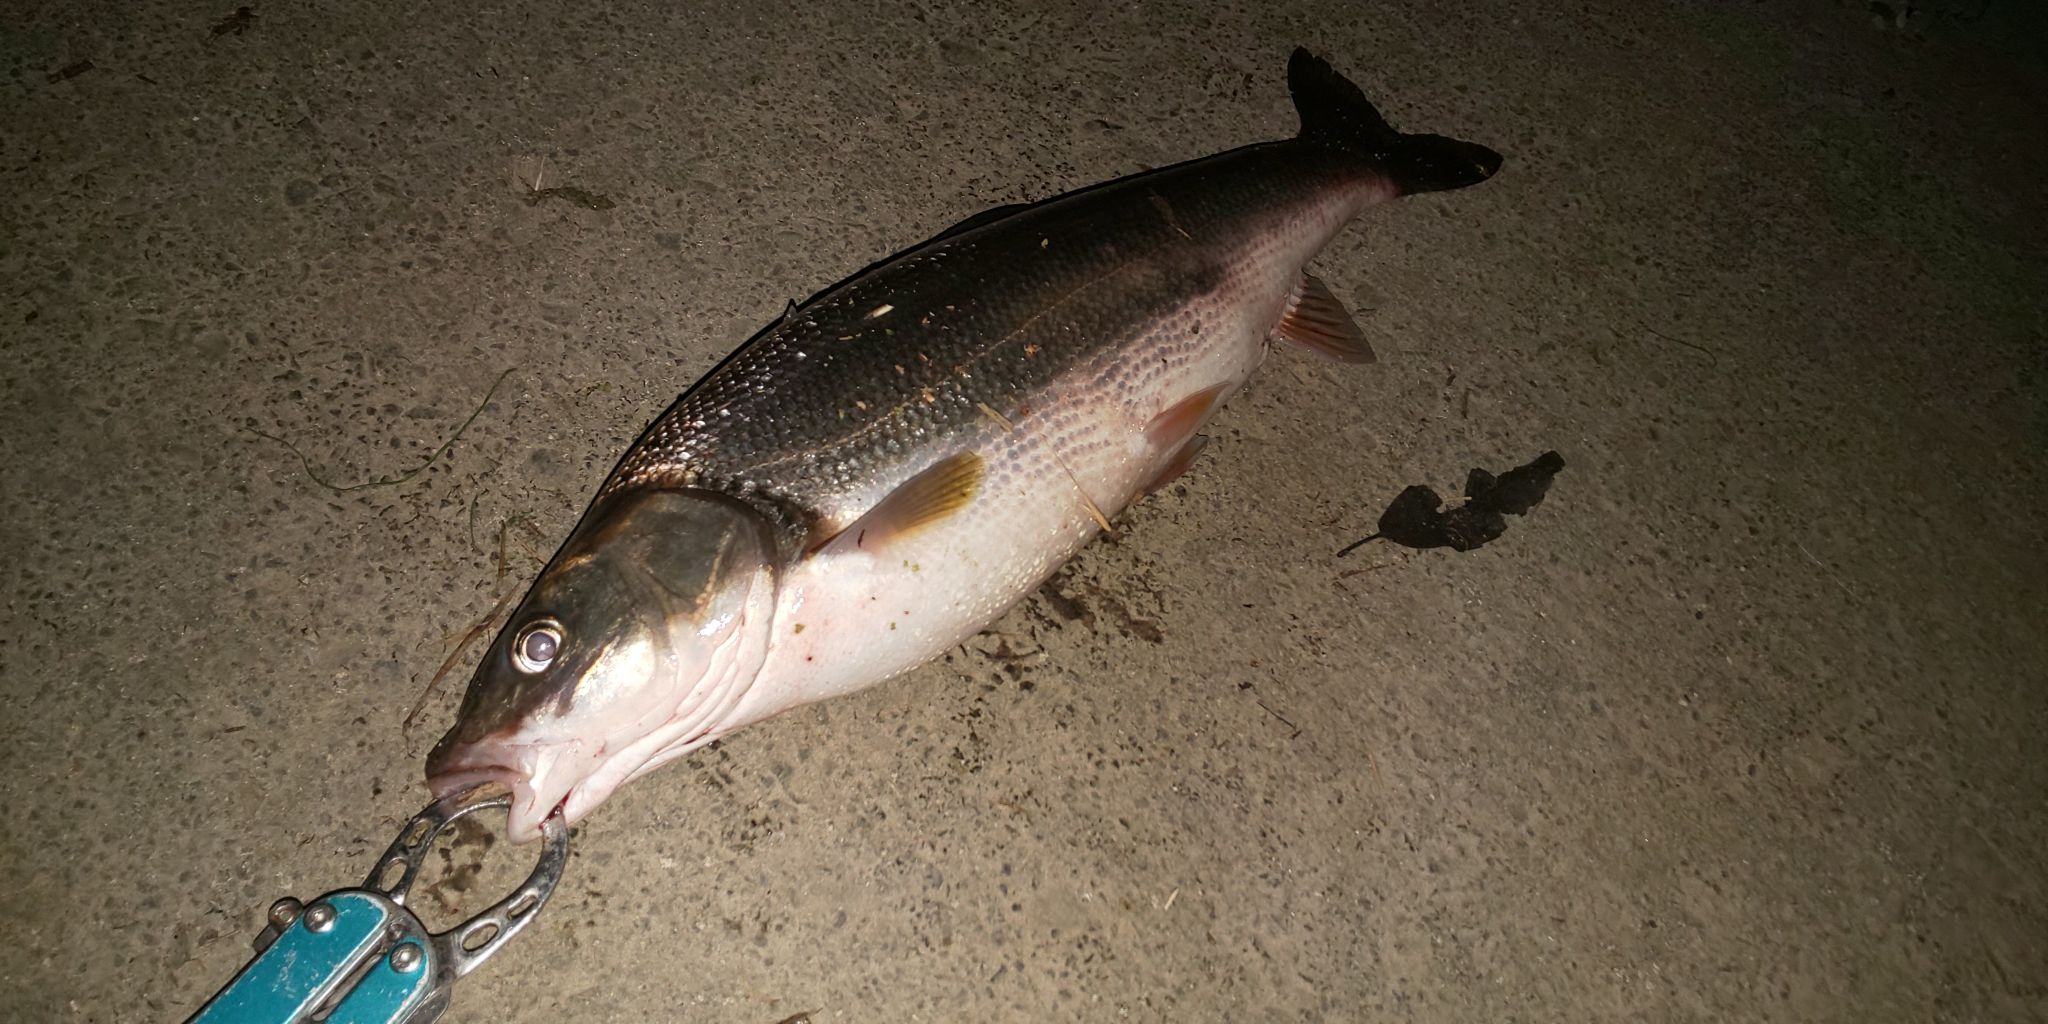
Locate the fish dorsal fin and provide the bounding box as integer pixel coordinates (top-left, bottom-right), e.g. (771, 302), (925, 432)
(1273, 272), (1376, 363)
(810, 451), (986, 555)
(932, 203), (1032, 243)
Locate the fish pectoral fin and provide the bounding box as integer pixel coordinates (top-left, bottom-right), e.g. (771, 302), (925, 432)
(1143, 434), (1209, 496)
(1272, 272), (1376, 364)
(809, 451), (986, 555)
(1145, 383), (1231, 450)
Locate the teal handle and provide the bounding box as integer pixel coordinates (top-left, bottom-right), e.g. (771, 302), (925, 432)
(327, 939), (435, 1024)
(183, 787), (567, 1024)
(188, 892), (435, 1024)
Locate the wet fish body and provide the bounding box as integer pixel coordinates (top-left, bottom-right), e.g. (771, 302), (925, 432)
(430, 50), (1502, 840)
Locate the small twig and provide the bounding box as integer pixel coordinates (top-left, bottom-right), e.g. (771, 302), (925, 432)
(1071, 484), (1113, 533)
(1255, 700), (1302, 739)
(1162, 887), (1180, 911)
(247, 368), (514, 493)
(491, 516), (548, 577)
(1644, 327), (1719, 366)
(504, 514), (548, 565)
(1149, 194), (1192, 239)
(1335, 533), (1382, 557)
(1794, 541), (1858, 600)
(1336, 563), (1392, 580)
(975, 401), (1015, 432)
(466, 490), (484, 550)
(1047, 446), (1111, 533)
(982, 400), (1108, 532)
(403, 588), (518, 734)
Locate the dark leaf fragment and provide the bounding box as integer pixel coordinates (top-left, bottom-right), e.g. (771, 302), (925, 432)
(1464, 450), (1565, 516)
(46, 60), (95, 84)
(1340, 450), (1565, 555)
(212, 7), (256, 36)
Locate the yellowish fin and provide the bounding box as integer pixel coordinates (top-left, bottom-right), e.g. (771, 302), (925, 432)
(811, 451), (986, 554)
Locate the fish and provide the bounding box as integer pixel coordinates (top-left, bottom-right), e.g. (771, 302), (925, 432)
(427, 48), (1503, 841)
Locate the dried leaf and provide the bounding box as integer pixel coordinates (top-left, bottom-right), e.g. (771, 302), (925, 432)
(1341, 450), (1564, 554)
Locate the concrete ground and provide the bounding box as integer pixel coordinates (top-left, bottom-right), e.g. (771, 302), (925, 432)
(4, 0), (2043, 1020)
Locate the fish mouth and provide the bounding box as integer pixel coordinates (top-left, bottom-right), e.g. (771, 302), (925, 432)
(427, 741), (587, 844)
(427, 731), (657, 843)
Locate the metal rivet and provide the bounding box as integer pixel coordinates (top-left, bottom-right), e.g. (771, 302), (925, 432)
(389, 943), (423, 974)
(303, 903), (336, 933)
(266, 898), (302, 930)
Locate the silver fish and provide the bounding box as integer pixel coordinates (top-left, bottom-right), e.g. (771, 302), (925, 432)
(428, 49), (1502, 841)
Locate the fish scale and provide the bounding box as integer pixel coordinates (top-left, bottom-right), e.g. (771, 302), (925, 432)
(429, 50), (1504, 842)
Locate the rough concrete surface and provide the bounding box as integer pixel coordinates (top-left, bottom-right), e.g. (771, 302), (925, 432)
(3, 1), (2044, 1021)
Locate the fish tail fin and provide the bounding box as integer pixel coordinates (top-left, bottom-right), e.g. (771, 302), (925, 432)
(1288, 47), (1503, 196)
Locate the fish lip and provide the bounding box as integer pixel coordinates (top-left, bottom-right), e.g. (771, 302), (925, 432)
(425, 765), (519, 804)
(425, 744), (579, 844)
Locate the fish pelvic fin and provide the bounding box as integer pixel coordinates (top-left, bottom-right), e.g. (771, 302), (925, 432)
(1287, 47), (1503, 196)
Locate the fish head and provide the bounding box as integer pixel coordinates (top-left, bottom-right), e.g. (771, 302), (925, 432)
(427, 489), (779, 841)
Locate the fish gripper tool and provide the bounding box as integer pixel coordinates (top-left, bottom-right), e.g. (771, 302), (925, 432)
(186, 787), (568, 1024)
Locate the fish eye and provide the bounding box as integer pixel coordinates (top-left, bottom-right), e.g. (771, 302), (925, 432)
(512, 619), (563, 673)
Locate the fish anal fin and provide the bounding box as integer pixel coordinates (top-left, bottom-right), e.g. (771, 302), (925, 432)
(1144, 383), (1230, 451)
(1143, 434), (1209, 496)
(1273, 272), (1376, 364)
(809, 451), (986, 555)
